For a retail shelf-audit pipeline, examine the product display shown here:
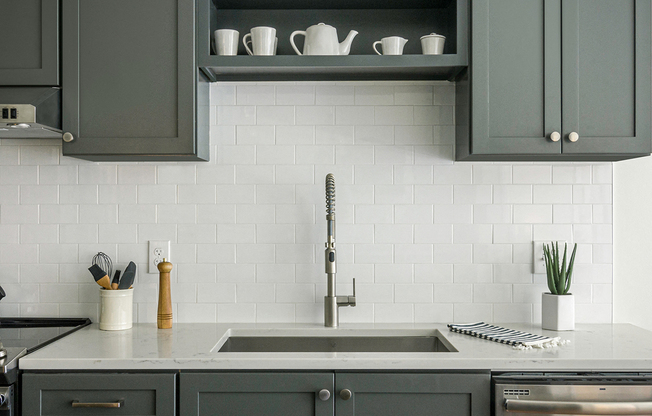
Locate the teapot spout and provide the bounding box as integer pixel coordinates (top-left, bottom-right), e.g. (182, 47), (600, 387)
(338, 30), (358, 55)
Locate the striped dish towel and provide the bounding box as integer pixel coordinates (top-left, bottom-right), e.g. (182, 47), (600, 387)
(447, 322), (570, 350)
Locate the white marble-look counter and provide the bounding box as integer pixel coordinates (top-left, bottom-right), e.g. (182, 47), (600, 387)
(18, 323), (652, 371)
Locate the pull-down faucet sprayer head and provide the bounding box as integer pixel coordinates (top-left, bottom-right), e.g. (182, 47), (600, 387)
(325, 173), (335, 217)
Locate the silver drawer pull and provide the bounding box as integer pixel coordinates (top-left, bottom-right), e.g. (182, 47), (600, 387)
(550, 131), (561, 142)
(71, 400), (123, 408)
(505, 399), (652, 415)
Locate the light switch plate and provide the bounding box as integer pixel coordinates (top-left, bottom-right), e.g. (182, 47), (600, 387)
(533, 240), (568, 274)
(148, 240), (171, 273)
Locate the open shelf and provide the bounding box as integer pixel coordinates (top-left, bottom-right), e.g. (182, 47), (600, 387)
(200, 55), (467, 81)
(197, 0), (468, 82)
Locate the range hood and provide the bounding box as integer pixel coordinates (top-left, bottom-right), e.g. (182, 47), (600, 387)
(0, 88), (61, 139)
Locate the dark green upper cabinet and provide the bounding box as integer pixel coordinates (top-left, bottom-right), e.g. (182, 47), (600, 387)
(457, 0), (651, 161)
(0, 0), (59, 86)
(61, 0), (209, 161)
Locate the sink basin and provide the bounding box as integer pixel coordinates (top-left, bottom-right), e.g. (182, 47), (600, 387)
(215, 329), (457, 353)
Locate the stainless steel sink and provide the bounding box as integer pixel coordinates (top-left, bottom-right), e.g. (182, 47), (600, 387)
(215, 329), (457, 353)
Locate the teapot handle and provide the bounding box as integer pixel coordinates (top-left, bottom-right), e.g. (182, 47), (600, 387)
(290, 30), (306, 55)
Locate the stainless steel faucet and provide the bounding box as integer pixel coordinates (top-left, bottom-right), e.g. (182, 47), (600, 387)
(324, 173), (355, 327)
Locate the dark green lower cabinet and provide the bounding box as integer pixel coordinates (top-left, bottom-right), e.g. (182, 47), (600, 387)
(180, 372), (490, 416)
(336, 373), (490, 416)
(22, 373), (176, 416)
(180, 373), (334, 416)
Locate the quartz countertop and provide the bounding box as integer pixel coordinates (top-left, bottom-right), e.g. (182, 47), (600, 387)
(18, 323), (652, 371)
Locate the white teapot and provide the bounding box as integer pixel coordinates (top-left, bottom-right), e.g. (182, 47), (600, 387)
(290, 23), (358, 56)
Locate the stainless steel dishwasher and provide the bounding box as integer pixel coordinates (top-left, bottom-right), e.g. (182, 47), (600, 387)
(494, 373), (652, 415)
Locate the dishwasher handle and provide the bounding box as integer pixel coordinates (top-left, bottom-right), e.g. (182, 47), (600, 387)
(505, 399), (652, 415)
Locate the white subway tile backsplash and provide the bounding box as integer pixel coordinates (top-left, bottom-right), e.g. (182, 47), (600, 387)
(513, 205), (553, 224)
(473, 165), (512, 184)
(257, 106), (294, 125)
(275, 85), (315, 105)
(512, 165), (551, 184)
(395, 85), (433, 105)
(298, 106), (335, 126)
(355, 125), (394, 145)
(315, 85), (354, 105)
(553, 165), (591, 184)
(0, 82), (612, 326)
(336, 106), (375, 125)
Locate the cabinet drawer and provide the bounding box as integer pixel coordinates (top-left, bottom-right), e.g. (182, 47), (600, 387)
(22, 373), (175, 416)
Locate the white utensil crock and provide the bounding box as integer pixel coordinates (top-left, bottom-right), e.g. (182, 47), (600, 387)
(100, 288), (134, 331)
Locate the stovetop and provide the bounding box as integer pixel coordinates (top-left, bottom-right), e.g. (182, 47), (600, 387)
(0, 318), (91, 384)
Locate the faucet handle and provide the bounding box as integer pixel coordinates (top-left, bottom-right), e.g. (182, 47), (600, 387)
(349, 278), (356, 306)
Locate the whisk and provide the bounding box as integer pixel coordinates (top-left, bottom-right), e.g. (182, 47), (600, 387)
(92, 252), (113, 279)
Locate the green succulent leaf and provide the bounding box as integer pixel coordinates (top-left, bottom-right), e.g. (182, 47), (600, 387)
(543, 241), (576, 295)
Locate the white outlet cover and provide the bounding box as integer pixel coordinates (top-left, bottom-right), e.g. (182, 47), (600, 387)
(533, 240), (568, 274)
(148, 240), (171, 274)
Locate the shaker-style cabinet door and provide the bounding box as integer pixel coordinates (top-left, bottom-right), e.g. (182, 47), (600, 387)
(22, 373), (176, 415)
(61, 0), (209, 161)
(335, 372), (490, 416)
(0, 0), (59, 86)
(466, 0), (562, 158)
(180, 372), (334, 416)
(561, 0), (651, 156)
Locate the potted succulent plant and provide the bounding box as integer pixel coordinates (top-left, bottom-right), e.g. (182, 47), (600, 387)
(542, 242), (577, 331)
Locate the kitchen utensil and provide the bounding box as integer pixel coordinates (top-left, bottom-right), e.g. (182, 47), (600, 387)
(99, 288), (133, 330)
(88, 264), (112, 290)
(92, 252), (113, 282)
(117, 262), (136, 290)
(111, 270), (121, 290)
(420, 33), (446, 55)
(243, 26), (277, 56)
(157, 258), (173, 329)
(214, 29), (239, 55)
(290, 23), (357, 56)
(373, 36), (408, 55)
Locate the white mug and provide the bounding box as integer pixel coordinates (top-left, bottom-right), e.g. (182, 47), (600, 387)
(214, 29), (239, 56)
(243, 26), (277, 56)
(373, 36), (408, 55)
(420, 33), (446, 55)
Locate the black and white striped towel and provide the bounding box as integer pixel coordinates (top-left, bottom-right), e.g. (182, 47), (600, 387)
(447, 322), (570, 349)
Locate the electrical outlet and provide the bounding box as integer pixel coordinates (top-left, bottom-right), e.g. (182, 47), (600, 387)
(148, 240), (171, 273)
(532, 240), (568, 274)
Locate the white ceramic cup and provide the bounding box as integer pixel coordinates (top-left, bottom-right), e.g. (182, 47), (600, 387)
(373, 36), (408, 55)
(214, 29), (239, 56)
(99, 288), (134, 331)
(243, 26), (277, 56)
(420, 33), (446, 55)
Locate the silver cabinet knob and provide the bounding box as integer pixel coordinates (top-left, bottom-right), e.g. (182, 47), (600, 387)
(568, 132), (579, 142)
(340, 389), (352, 401)
(318, 389), (331, 401)
(550, 131), (561, 142)
(62, 132), (75, 143)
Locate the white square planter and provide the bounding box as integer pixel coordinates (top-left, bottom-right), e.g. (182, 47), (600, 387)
(542, 293), (575, 331)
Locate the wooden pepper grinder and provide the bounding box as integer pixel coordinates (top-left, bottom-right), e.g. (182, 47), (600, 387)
(157, 258), (173, 329)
